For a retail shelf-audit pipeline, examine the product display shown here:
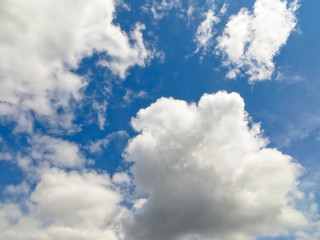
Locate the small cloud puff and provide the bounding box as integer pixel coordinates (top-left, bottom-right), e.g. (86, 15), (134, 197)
(216, 0), (299, 82)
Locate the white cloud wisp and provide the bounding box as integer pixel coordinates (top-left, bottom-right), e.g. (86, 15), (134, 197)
(194, 9), (220, 54)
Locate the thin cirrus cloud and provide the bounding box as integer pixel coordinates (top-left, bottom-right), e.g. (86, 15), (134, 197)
(0, 0), (153, 132)
(142, 0), (182, 20)
(216, 0), (299, 82)
(124, 91), (307, 240)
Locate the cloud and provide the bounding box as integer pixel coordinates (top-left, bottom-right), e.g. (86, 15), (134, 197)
(87, 131), (128, 155)
(92, 101), (108, 130)
(0, 152), (12, 162)
(219, 2), (228, 15)
(293, 193), (320, 240)
(0, 168), (127, 240)
(15, 135), (86, 174)
(216, 0), (299, 82)
(0, 0), (153, 131)
(4, 181), (30, 197)
(123, 89), (148, 105)
(142, 0), (182, 20)
(112, 172), (131, 184)
(124, 91), (307, 240)
(194, 9), (220, 54)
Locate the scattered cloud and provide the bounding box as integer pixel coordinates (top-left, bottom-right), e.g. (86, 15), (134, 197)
(294, 193), (320, 240)
(219, 2), (228, 15)
(216, 0), (299, 82)
(17, 134), (86, 172)
(124, 91), (307, 240)
(0, 152), (12, 162)
(123, 89), (148, 105)
(142, 0), (182, 20)
(194, 9), (220, 54)
(0, 168), (127, 240)
(0, 0), (153, 131)
(92, 101), (108, 130)
(87, 131), (128, 155)
(0, 1), (316, 240)
(112, 172), (131, 184)
(4, 181), (30, 197)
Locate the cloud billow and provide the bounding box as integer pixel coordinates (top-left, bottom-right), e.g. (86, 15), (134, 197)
(124, 91), (307, 240)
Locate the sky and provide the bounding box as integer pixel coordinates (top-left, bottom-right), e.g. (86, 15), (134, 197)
(0, 0), (320, 239)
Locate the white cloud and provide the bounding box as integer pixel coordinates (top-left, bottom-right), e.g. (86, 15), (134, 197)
(98, 23), (152, 78)
(0, 0), (153, 131)
(92, 101), (108, 130)
(194, 9), (220, 54)
(0, 152), (12, 162)
(132, 198), (147, 210)
(4, 181), (30, 197)
(216, 0), (299, 82)
(142, 0), (182, 20)
(219, 2), (228, 15)
(22, 134), (86, 170)
(124, 91), (307, 240)
(123, 89), (148, 104)
(112, 172), (131, 184)
(293, 193), (320, 240)
(0, 168), (127, 240)
(87, 131), (128, 155)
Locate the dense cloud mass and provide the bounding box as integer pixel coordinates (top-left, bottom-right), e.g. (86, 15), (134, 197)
(124, 91), (307, 240)
(217, 0), (299, 81)
(0, 0), (152, 131)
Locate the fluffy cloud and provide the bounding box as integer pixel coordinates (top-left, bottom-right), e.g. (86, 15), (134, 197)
(0, 168), (127, 240)
(124, 91), (307, 240)
(0, 0), (153, 131)
(13, 134), (86, 174)
(26, 134), (86, 169)
(216, 0), (299, 82)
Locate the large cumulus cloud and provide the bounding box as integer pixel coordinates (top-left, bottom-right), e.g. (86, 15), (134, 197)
(124, 91), (307, 240)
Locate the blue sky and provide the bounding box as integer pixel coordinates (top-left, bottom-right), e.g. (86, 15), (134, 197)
(0, 0), (320, 239)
